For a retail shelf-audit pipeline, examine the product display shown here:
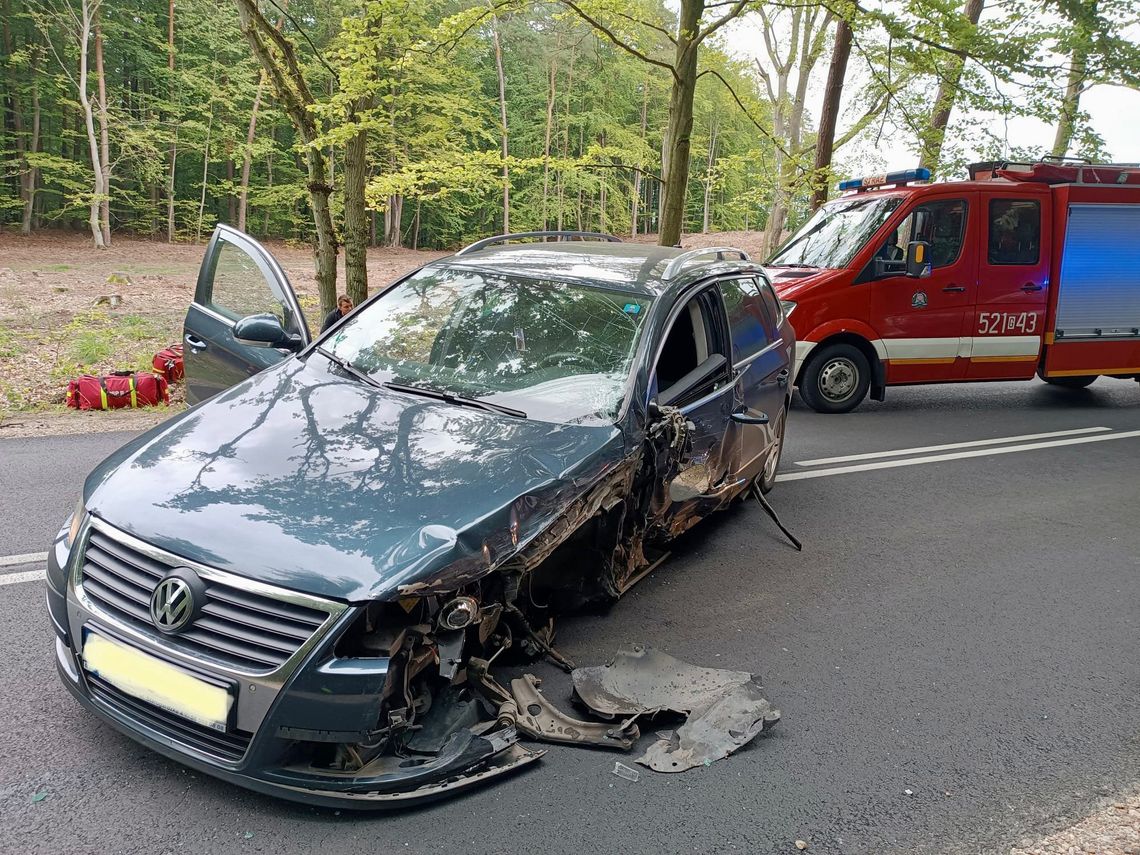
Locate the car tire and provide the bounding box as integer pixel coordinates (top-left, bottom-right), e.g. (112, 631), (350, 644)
(757, 404), (787, 494)
(1043, 375), (1097, 389)
(799, 343), (872, 414)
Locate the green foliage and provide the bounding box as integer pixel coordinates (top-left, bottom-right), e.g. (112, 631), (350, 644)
(1, 0), (1136, 251)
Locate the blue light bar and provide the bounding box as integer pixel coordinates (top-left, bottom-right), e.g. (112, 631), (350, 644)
(838, 167), (931, 192)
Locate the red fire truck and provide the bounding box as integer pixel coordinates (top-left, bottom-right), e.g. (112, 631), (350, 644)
(767, 160), (1140, 413)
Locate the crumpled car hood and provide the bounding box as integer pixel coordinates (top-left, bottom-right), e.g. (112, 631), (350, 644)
(84, 355), (626, 603)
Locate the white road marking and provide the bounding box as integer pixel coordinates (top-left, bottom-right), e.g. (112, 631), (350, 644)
(778, 428), (1140, 482)
(0, 569), (45, 587)
(0, 551), (48, 568)
(795, 426), (1112, 467)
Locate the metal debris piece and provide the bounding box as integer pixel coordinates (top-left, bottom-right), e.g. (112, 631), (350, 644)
(611, 761), (640, 782)
(750, 484), (803, 551)
(572, 643), (753, 716)
(510, 674), (639, 750)
(637, 680), (780, 773)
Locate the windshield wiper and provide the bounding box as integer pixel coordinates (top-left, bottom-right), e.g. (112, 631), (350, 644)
(766, 262), (821, 269)
(316, 346), (383, 390)
(382, 381), (527, 419)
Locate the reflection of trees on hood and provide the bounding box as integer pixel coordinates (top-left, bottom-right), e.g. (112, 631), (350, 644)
(123, 360), (619, 578)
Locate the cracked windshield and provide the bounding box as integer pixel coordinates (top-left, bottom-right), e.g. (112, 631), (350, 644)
(769, 195), (903, 269)
(326, 267), (652, 425)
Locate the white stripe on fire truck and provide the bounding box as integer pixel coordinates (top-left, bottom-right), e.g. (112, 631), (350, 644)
(796, 336), (1042, 369)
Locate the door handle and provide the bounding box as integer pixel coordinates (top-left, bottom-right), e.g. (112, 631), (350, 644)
(185, 334), (207, 350)
(942, 284), (967, 293)
(1021, 282), (1043, 292)
(777, 369), (790, 388)
(731, 407), (769, 425)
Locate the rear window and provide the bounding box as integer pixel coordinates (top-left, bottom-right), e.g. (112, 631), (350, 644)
(988, 199), (1041, 265)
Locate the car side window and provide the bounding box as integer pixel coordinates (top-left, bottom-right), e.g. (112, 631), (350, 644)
(208, 238), (286, 324)
(757, 276), (783, 330)
(719, 277), (771, 362)
(988, 199), (1040, 265)
(879, 199), (968, 269)
(654, 288), (731, 406)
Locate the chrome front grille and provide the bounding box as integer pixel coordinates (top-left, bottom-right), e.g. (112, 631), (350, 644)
(80, 526), (332, 674)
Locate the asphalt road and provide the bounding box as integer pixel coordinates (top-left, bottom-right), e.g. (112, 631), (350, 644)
(2, 378), (1138, 854)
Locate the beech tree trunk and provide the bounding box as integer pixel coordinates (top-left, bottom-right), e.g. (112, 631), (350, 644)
(95, 10), (111, 246)
(1051, 12), (1092, 158)
(631, 74), (648, 237)
(541, 54), (556, 230)
(343, 112), (370, 305)
(234, 0), (338, 316)
(658, 0), (702, 247)
(166, 0), (176, 241)
(490, 8), (510, 233)
(918, 0), (985, 175)
(78, 0), (106, 248)
(237, 78), (264, 232)
(811, 17), (852, 211)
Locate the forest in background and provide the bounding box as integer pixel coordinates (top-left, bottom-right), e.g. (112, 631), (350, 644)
(2, 0), (1138, 313)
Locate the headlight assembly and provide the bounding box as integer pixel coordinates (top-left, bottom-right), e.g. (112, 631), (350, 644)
(66, 498), (85, 548)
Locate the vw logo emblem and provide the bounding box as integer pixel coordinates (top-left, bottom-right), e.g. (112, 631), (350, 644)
(151, 575), (195, 633)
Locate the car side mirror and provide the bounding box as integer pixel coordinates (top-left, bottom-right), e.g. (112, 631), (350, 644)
(658, 353), (728, 407)
(871, 256), (903, 279)
(233, 313), (301, 350)
(905, 241), (932, 278)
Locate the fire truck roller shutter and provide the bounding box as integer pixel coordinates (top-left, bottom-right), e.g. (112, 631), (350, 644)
(1045, 203), (1140, 379)
(1054, 204), (1140, 339)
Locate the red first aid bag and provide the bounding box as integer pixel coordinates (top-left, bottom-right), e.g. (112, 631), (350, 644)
(152, 344), (184, 383)
(65, 372), (169, 410)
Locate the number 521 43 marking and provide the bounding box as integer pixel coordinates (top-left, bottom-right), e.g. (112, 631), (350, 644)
(978, 312), (1038, 335)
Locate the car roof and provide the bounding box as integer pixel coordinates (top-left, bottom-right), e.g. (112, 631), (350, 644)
(435, 241), (763, 296)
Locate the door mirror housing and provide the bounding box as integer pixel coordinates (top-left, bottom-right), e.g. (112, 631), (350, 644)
(657, 353), (728, 407)
(905, 240), (932, 278)
(233, 313), (302, 350)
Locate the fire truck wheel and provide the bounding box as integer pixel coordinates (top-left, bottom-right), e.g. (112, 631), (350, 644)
(1043, 375), (1098, 389)
(800, 344), (871, 414)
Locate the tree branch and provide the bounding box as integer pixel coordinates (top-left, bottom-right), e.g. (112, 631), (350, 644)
(559, 0), (677, 79)
(700, 0), (752, 42)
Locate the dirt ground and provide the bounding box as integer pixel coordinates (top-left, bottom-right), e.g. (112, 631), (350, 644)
(0, 228), (764, 434)
(0, 230), (449, 431)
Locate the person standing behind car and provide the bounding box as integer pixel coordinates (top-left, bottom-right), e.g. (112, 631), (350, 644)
(321, 294), (354, 333)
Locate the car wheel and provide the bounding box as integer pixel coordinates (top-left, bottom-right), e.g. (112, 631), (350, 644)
(799, 343), (871, 414)
(1043, 375), (1097, 389)
(757, 405), (787, 494)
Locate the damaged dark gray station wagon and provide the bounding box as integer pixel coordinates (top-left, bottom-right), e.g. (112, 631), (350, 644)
(47, 227), (794, 806)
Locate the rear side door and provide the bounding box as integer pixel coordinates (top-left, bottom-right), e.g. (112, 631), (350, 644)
(967, 190), (1050, 379)
(718, 275), (788, 478)
(183, 225), (310, 403)
(868, 194), (977, 383)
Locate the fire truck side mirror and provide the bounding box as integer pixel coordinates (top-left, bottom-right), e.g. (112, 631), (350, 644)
(906, 241), (932, 278)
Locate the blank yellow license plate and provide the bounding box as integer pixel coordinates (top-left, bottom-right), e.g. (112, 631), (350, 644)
(83, 632), (233, 732)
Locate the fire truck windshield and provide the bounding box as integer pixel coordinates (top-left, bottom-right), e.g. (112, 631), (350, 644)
(769, 195), (903, 269)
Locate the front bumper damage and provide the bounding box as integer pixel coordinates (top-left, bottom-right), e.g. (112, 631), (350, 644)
(49, 522), (543, 809)
(51, 476), (784, 811)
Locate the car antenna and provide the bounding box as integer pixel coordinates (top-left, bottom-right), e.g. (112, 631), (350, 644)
(748, 485), (803, 551)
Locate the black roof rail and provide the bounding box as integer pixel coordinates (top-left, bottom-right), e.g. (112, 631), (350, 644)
(455, 230), (623, 256)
